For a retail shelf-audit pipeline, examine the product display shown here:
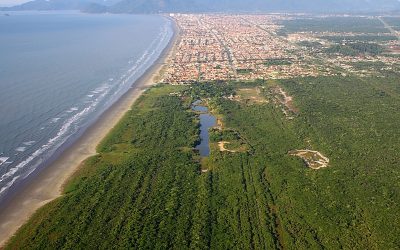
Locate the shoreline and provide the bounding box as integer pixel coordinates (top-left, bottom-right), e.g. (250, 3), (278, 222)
(0, 16), (179, 246)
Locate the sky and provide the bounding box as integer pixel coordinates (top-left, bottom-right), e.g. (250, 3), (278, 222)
(0, 0), (30, 7)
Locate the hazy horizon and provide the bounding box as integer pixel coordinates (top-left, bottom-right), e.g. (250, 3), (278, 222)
(3, 0), (400, 12)
(0, 0), (30, 7)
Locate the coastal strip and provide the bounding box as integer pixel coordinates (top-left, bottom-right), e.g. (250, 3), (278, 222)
(0, 16), (179, 246)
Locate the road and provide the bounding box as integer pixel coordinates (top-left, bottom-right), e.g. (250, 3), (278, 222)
(378, 17), (400, 43)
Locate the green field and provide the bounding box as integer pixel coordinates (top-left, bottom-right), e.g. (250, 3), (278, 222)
(7, 75), (400, 249)
(280, 17), (388, 34)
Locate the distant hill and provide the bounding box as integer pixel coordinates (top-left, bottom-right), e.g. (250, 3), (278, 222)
(2, 0), (400, 13)
(0, 0), (119, 11)
(108, 0), (400, 13)
(108, 0), (272, 13)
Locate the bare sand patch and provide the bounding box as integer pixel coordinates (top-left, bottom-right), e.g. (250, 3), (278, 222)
(218, 141), (237, 153)
(289, 150), (330, 170)
(270, 86), (298, 119)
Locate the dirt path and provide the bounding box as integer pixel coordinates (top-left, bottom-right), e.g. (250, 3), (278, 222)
(378, 17), (400, 43)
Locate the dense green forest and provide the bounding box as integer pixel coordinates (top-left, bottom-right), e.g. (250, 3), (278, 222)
(325, 42), (385, 56)
(321, 35), (397, 43)
(7, 76), (400, 249)
(280, 17), (387, 34)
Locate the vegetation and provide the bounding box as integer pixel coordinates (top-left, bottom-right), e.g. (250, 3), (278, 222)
(321, 35), (397, 42)
(280, 17), (388, 33)
(235, 87), (268, 105)
(7, 85), (202, 249)
(325, 42), (385, 56)
(7, 76), (400, 249)
(297, 41), (323, 48)
(350, 61), (387, 70)
(237, 68), (254, 74)
(184, 81), (235, 99)
(263, 59), (293, 66)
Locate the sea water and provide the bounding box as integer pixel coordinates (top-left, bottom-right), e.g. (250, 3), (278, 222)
(0, 11), (173, 199)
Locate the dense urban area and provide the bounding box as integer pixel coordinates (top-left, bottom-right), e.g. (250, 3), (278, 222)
(163, 14), (400, 83)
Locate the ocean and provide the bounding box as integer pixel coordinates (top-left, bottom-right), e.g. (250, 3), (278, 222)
(0, 11), (173, 200)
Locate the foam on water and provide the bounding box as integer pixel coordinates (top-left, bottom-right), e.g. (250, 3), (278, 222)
(23, 141), (36, 146)
(66, 107), (79, 113)
(0, 176), (19, 195)
(15, 147), (26, 152)
(51, 118), (61, 123)
(0, 158), (9, 166)
(0, 86), (110, 195)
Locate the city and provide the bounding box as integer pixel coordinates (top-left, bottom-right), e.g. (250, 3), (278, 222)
(162, 14), (400, 83)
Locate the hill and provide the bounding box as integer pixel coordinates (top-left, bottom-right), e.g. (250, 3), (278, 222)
(2, 0), (400, 13)
(110, 0), (400, 13)
(0, 0), (119, 11)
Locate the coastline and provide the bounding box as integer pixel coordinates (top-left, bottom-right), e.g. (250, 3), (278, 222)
(0, 16), (179, 246)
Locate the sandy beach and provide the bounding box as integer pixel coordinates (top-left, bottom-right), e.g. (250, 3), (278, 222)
(0, 16), (179, 246)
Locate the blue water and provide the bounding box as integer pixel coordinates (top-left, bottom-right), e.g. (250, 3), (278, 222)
(0, 11), (173, 198)
(192, 102), (217, 157)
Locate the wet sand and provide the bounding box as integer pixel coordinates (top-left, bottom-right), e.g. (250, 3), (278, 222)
(0, 16), (179, 246)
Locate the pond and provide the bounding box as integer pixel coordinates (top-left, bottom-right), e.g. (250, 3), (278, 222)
(192, 101), (217, 157)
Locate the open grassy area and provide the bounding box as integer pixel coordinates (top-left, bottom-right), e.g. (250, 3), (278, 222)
(7, 76), (400, 249)
(235, 87), (268, 105)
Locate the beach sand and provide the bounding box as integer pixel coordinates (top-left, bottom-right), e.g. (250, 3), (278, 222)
(0, 16), (179, 246)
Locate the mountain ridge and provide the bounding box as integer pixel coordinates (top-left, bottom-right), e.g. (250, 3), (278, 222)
(2, 0), (400, 13)
(0, 0), (119, 11)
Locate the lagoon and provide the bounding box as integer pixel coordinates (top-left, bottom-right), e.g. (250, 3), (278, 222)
(192, 101), (216, 157)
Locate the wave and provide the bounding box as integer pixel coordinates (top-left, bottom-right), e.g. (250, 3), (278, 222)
(23, 141), (36, 146)
(0, 157), (9, 166)
(66, 107), (79, 113)
(15, 147), (26, 152)
(0, 176), (19, 195)
(0, 86), (111, 196)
